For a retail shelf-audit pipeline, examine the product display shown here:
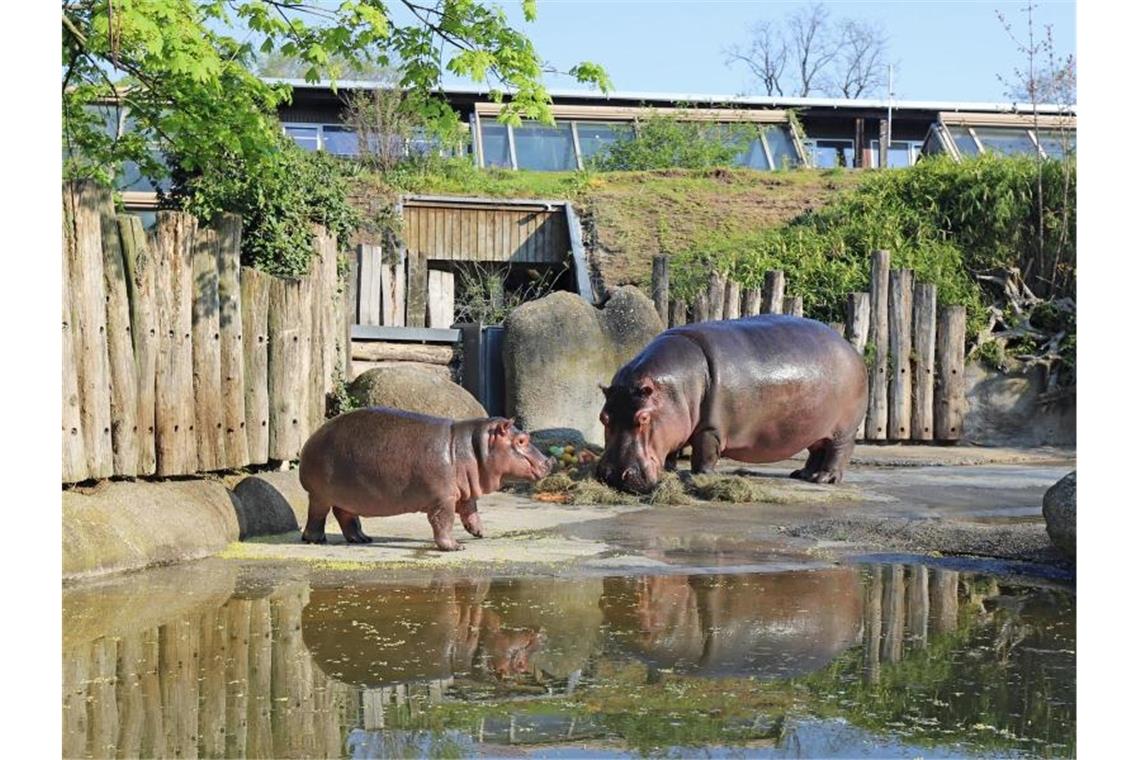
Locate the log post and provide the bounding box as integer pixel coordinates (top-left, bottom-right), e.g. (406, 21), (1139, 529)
(906, 565), (930, 648)
(935, 305), (967, 441)
(427, 269), (456, 328)
(351, 342), (457, 364)
(62, 208), (88, 483)
(929, 570), (960, 635)
(912, 283), (938, 441)
(152, 211), (199, 475)
(215, 214), (249, 468)
(63, 180), (114, 478)
(865, 250), (890, 440)
(888, 269), (914, 440)
(723, 281), (741, 320)
(862, 566), (882, 686)
(760, 270), (785, 314)
(651, 255), (669, 325)
(381, 248), (406, 327)
(706, 272), (726, 321)
(691, 291), (710, 323)
(191, 227), (226, 471)
(782, 295), (803, 318)
(225, 600), (251, 758)
(668, 297), (688, 327)
(405, 250), (428, 327)
(845, 292), (871, 439)
(881, 564), (905, 663)
(742, 286), (763, 316)
(241, 269), (270, 464)
(100, 205), (140, 477)
(357, 244), (380, 326)
(119, 215), (157, 475)
(246, 599), (273, 758)
(268, 275), (312, 460)
(344, 247), (357, 381)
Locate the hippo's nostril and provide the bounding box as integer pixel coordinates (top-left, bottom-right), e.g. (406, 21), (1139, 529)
(621, 467), (636, 482)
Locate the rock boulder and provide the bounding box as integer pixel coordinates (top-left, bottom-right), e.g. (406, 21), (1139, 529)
(348, 364), (487, 420)
(503, 287), (663, 445)
(1042, 470), (1076, 559)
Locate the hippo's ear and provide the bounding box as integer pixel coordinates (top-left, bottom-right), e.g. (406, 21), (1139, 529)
(598, 384), (611, 398)
(636, 382), (654, 398)
(491, 418), (513, 438)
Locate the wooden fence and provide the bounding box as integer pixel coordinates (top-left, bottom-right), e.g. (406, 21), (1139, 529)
(62, 181), (346, 483)
(651, 251), (966, 443)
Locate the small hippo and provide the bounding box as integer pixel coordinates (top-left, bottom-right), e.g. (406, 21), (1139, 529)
(597, 314), (868, 493)
(298, 407), (553, 551)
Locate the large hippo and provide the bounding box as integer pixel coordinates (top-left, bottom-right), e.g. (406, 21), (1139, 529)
(597, 315), (867, 493)
(298, 407), (552, 550)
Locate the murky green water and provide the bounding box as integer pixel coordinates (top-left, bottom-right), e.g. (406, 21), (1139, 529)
(62, 561), (1074, 758)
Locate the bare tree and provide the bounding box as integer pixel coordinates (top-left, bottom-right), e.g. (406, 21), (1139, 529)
(726, 3), (891, 99)
(724, 21), (787, 96)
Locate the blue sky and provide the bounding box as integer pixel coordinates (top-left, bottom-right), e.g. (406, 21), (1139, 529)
(444, 0), (1076, 103)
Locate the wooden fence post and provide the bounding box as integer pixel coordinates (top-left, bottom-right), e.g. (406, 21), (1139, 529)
(62, 205), (88, 483)
(406, 250), (428, 327)
(865, 250), (890, 440)
(357, 244), (381, 326)
(241, 269), (270, 464)
(651, 255), (669, 325)
(706, 272), (726, 321)
(192, 227), (226, 471)
(381, 248), (406, 327)
(742, 287), (763, 316)
(912, 283), (938, 441)
(216, 214), (249, 468)
(761, 270), (785, 314)
(63, 181), (114, 478)
(308, 227), (340, 432)
(100, 205), (140, 477)
(268, 275), (312, 460)
(888, 269), (914, 440)
(723, 281), (741, 320)
(906, 564), (930, 647)
(152, 211), (199, 475)
(783, 295), (803, 318)
(845, 292), (871, 439)
(344, 248), (356, 381)
(692, 291), (710, 323)
(119, 215), (157, 475)
(427, 270), (456, 328)
(668, 297), (688, 327)
(935, 305), (966, 441)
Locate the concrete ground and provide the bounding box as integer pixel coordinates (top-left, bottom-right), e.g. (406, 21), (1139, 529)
(227, 444), (1075, 580)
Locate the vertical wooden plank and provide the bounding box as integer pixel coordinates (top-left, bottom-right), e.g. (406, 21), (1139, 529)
(723, 281), (741, 320)
(62, 643), (91, 759)
(865, 250), (891, 441)
(691, 292), (710, 323)
(906, 565), (930, 648)
(138, 627), (166, 758)
(742, 287), (763, 317)
(225, 600), (251, 758)
(782, 295), (803, 318)
(159, 619), (199, 757)
(845, 292), (871, 439)
(344, 247), (357, 382)
(935, 305), (967, 441)
(668, 297), (688, 328)
(358, 244), (381, 326)
(119, 215), (157, 475)
(705, 272), (726, 321)
(192, 226), (226, 471)
(317, 229), (339, 425)
(63, 180), (114, 478)
(89, 637), (121, 758)
(307, 241), (327, 435)
(115, 633), (145, 759)
(406, 250), (428, 328)
(240, 269), (270, 464)
(199, 610), (228, 758)
(651, 256), (669, 325)
(268, 275), (312, 460)
(929, 569), (960, 635)
(152, 211), (199, 475)
(381, 250), (407, 327)
(912, 283), (938, 441)
(862, 566), (882, 686)
(215, 214), (249, 468)
(246, 599), (273, 759)
(100, 205), (140, 477)
(760, 270), (785, 314)
(62, 202), (88, 483)
(427, 269), (456, 328)
(888, 269), (914, 440)
(880, 564), (905, 664)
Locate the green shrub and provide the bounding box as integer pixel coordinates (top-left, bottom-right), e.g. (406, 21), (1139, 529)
(168, 134), (361, 277)
(591, 112), (757, 171)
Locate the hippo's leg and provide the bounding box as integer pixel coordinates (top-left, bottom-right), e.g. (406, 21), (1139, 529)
(664, 451), (679, 472)
(332, 507), (373, 544)
(807, 429), (857, 484)
(427, 502), (464, 551)
(689, 430), (722, 474)
(790, 444), (827, 481)
(301, 495), (332, 544)
(457, 499), (484, 538)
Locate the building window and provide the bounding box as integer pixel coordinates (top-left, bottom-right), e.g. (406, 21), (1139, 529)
(737, 138), (771, 170)
(321, 125), (358, 156)
(808, 139), (855, 169)
(764, 126), (801, 169)
(972, 126), (1039, 157)
(284, 124), (321, 151)
(1034, 129), (1076, 159)
(512, 121), (577, 171)
(575, 122), (630, 165)
(945, 126), (980, 157)
(479, 122), (513, 168)
(869, 140), (921, 168)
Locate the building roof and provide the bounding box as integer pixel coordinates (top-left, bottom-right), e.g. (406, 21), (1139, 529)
(263, 77), (1076, 116)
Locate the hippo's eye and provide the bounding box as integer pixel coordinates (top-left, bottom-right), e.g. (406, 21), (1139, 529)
(514, 434), (529, 447)
(599, 411), (610, 426)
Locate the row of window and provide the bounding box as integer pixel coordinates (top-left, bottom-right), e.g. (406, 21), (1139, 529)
(927, 124), (1075, 161)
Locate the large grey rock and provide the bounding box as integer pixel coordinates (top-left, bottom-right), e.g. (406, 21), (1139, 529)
(231, 475), (302, 539)
(348, 364), (487, 420)
(1042, 470), (1076, 559)
(503, 287), (663, 445)
(964, 363), (1076, 447)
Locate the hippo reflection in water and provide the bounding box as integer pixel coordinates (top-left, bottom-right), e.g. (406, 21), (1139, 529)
(301, 577), (603, 688)
(600, 568), (863, 679)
